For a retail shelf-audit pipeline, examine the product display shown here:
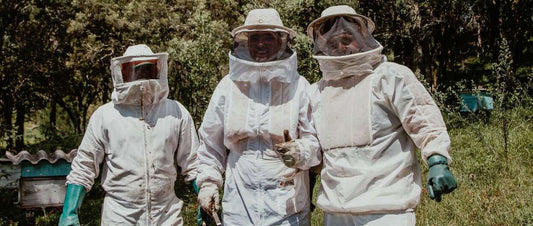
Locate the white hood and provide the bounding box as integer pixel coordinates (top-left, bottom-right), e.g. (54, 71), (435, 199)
(314, 45), (384, 81)
(228, 51), (299, 83)
(110, 45), (169, 105)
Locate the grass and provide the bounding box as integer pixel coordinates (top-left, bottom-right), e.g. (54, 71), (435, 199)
(415, 107), (533, 225)
(1, 107), (531, 225)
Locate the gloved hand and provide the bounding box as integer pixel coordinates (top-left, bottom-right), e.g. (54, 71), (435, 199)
(198, 184), (219, 213)
(426, 154), (457, 202)
(275, 130), (304, 168)
(58, 183), (87, 226)
(193, 180), (214, 226)
(275, 140), (303, 168)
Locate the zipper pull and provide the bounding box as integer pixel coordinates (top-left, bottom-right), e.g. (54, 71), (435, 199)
(140, 85), (145, 121)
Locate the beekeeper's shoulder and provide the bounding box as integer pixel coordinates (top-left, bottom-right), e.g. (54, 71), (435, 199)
(373, 61), (415, 81)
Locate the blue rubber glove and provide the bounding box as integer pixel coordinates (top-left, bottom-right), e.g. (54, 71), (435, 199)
(193, 179), (214, 226)
(427, 154), (457, 202)
(58, 184), (87, 226)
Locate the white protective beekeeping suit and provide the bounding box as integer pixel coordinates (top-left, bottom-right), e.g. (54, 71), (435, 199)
(196, 9), (321, 226)
(306, 6), (452, 225)
(66, 44), (199, 225)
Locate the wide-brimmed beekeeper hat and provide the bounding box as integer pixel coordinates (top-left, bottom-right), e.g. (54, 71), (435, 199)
(306, 5), (376, 38)
(231, 8), (297, 38)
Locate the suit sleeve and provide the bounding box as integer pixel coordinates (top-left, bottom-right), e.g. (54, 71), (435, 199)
(388, 65), (452, 164)
(175, 104), (199, 182)
(196, 81), (228, 189)
(66, 109), (106, 191)
(294, 79), (321, 170)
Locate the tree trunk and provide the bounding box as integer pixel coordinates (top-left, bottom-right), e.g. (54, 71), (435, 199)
(79, 92), (95, 133)
(54, 95), (81, 134)
(2, 96), (14, 152)
(15, 102), (25, 151)
(420, 39), (431, 83)
(49, 99), (57, 136)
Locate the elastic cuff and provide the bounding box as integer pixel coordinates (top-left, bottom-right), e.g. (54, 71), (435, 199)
(427, 154), (448, 167)
(200, 182), (218, 190)
(294, 139), (309, 169)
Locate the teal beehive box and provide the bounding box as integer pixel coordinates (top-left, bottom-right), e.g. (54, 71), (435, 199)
(460, 92), (494, 112)
(20, 159), (71, 178)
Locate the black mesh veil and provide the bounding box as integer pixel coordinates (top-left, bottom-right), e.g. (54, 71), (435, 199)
(310, 16), (379, 56)
(121, 59), (160, 83)
(232, 30), (293, 62)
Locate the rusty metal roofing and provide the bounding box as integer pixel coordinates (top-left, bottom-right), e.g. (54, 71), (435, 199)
(4, 150), (77, 165)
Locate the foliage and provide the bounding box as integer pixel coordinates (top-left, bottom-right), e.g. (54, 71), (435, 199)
(1, 0), (532, 152)
(167, 0), (232, 124)
(0, 0), (531, 225)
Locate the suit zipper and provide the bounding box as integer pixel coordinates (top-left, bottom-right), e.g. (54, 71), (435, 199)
(140, 85), (152, 223)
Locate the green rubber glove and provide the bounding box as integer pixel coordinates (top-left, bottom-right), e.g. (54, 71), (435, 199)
(58, 183), (87, 226)
(427, 154), (457, 202)
(193, 179), (214, 226)
(193, 179), (200, 195)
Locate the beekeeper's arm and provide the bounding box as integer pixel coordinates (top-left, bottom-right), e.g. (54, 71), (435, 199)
(175, 103), (199, 182)
(60, 108), (106, 225)
(388, 64), (457, 202)
(196, 82), (227, 212)
(275, 79), (321, 170)
(171, 103), (211, 226)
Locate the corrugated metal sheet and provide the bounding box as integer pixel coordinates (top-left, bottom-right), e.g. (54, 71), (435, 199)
(5, 150), (77, 165)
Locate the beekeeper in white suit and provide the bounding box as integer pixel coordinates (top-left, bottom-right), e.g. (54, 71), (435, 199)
(306, 5), (457, 225)
(59, 44), (199, 225)
(195, 8), (321, 226)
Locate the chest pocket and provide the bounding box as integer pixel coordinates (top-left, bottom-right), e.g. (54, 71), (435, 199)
(225, 80), (296, 148)
(315, 74), (374, 150)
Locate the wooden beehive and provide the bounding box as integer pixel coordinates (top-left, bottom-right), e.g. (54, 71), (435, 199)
(2, 150), (77, 208)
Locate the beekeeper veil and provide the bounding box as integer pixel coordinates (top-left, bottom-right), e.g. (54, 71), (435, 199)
(307, 6), (380, 56)
(231, 8), (296, 62)
(110, 44), (169, 105)
(307, 6), (384, 81)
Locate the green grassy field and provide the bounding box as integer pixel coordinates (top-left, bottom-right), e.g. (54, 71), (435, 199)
(1, 107), (531, 225)
(415, 108), (533, 225)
